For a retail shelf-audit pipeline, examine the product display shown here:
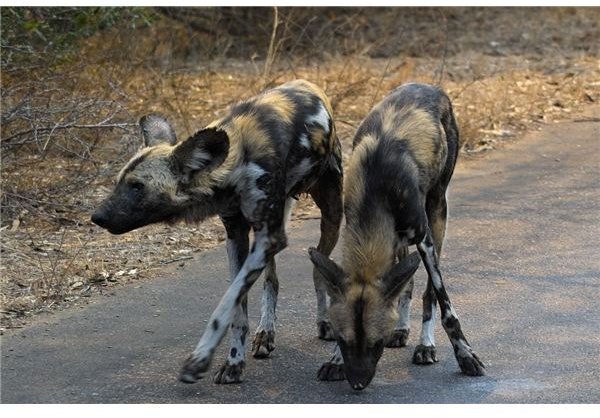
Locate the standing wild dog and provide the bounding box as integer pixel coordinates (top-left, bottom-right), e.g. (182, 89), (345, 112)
(91, 80), (343, 383)
(309, 83), (485, 390)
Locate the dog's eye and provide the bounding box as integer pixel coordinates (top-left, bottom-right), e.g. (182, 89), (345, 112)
(129, 181), (145, 193)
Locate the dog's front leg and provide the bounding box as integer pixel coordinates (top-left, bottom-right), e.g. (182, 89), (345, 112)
(416, 226), (485, 376)
(179, 226), (286, 383)
(213, 213), (251, 384)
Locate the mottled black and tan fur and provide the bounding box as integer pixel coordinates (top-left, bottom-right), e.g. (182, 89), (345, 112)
(92, 80), (343, 384)
(310, 83), (484, 390)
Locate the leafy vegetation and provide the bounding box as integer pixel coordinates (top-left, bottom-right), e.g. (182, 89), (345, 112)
(1, 7), (155, 66)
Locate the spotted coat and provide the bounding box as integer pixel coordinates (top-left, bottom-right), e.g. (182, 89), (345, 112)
(92, 79), (343, 384)
(309, 83), (485, 390)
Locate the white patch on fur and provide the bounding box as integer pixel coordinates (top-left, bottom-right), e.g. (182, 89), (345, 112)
(245, 161), (266, 178)
(186, 149), (212, 171)
(227, 162), (268, 220)
(420, 304), (437, 347)
(307, 103), (330, 134)
(396, 286), (412, 330)
(330, 344), (344, 365)
(192, 232), (270, 361)
(256, 198), (295, 333)
(285, 159), (314, 194)
(418, 239), (443, 290)
(227, 162), (265, 191)
(299, 133), (311, 149)
(455, 338), (473, 358)
(257, 274), (277, 333)
(443, 305), (459, 321)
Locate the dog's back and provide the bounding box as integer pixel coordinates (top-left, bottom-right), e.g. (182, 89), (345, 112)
(345, 83), (459, 258)
(212, 79), (341, 198)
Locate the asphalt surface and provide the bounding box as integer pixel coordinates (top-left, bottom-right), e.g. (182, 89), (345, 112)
(2, 114), (599, 403)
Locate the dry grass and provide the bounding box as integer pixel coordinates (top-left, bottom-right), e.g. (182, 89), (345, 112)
(1, 7), (599, 329)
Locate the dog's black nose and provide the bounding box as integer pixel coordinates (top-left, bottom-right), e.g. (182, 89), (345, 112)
(346, 366), (376, 391)
(91, 212), (108, 228)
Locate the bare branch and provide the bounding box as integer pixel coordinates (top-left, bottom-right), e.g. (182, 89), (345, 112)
(263, 7), (280, 85)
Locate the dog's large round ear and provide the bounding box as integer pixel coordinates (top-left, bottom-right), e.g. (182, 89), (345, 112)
(308, 247), (347, 300)
(172, 127), (230, 177)
(140, 114), (177, 147)
(383, 252), (421, 301)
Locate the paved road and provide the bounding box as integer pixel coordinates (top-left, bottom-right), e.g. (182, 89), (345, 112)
(2, 115), (599, 403)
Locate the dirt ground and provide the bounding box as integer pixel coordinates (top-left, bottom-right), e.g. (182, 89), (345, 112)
(1, 7), (599, 330)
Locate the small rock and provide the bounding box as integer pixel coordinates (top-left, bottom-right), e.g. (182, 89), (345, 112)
(71, 281), (84, 290)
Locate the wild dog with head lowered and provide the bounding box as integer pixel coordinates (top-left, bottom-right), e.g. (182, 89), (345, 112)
(309, 83), (484, 390)
(91, 80), (343, 384)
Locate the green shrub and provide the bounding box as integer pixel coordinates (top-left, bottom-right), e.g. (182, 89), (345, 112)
(1, 7), (156, 68)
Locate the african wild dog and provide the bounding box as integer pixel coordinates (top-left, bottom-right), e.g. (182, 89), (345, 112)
(309, 83), (485, 390)
(91, 80), (343, 384)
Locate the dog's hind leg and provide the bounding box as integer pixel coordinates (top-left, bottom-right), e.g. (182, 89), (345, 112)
(308, 158), (343, 340)
(251, 198), (296, 358)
